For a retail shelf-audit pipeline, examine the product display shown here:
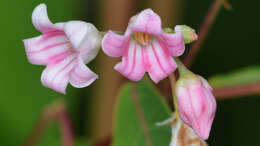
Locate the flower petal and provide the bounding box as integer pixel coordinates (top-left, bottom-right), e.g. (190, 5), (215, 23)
(64, 21), (101, 64)
(23, 31), (71, 65)
(75, 23), (101, 64)
(189, 82), (216, 139)
(64, 21), (99, 50)
(32, 3), (62, 33)
(69, 56), (98, 88)
(145, 39), (177, 83)
(125, 9), (162, 36)
(199, 75), (213, 90)
(41, 53), (77, 93)
(114, 40), (145, 81)
(160, 25), (185, 56)
(177, 77), (217, 140)
(102, 31), (128, 57)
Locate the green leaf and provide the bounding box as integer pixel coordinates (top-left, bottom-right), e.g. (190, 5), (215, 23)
(209, 66), (260, 88)
(38, 137), (90, 146)
(113, 80), (172, 146)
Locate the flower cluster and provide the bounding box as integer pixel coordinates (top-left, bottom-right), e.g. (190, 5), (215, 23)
(23, 3), (216, 143)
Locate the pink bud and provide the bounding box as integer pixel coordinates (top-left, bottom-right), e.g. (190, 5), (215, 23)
(176, 75), (216, 140)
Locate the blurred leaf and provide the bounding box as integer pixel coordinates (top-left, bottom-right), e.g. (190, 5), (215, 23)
(0, 0), (83, 145)
(38, 137), (90, 146)
(113, 80), (172, 146)
(209, 66), (260, 88)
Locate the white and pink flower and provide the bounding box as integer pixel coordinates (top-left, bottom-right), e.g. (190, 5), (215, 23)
(176, 75), (217, 140)
(102, 9), (185, 83)
(23, 4), (101, 93)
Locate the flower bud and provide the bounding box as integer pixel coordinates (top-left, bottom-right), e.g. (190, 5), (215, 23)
(170, 116), (208, 146)
(179, 25), (198, 44)
(163, 25), (198, 44)
(175, 74), (216, 140)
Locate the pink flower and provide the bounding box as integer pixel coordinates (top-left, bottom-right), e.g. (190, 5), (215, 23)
(102, 9), (185, 83)
(176, 75), (217, 140)
(23, 4), (101, 94)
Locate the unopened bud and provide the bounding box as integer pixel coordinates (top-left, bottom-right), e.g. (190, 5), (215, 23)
(180, 25), (198, 44)
(175, 74), (216, 140)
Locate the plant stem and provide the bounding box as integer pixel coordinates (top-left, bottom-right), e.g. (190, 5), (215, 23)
(23, 99), (74, 146)
(169, 74), (179, 118)
(183, 0), (231, 68)
(213, 82), (260, 99)
(57, 109), (75, 146)
(175, 58), (192, 77)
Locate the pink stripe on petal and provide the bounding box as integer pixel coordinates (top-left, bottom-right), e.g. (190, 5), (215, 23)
(25, 34), (68, 53)
(41, 54), (77, 93)
(145, 41), (173, 83)
(24, 31), (72, 65)
(38, 30), (65, 43)
(114, 40), (135, 76)
(48, 50), (73, 64)
(50, 58), (76, 93)
(125, 44), (145, 81)
(69, 57), (98, 88)
(102, 31), (128, 57)
(152, 40), (177, 74)
(155, 39), (177, 71)
(177, 87), (192, 124)
(25, 40), (72, 65)
(160, 31), (185, 56)
(30, 41), (70, 54)
(126, 9), (162, 35)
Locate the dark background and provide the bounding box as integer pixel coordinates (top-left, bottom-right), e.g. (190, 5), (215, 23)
(0, 0), (259, 145)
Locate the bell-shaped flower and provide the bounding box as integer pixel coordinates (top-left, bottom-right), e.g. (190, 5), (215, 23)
(23, 4), (101, 93)
(176, 74), (217, 140)
(102, 9), (185, 83)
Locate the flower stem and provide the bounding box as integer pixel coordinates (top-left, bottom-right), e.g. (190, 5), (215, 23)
(175, 57), (192, 77)
(169, 74), (179, 118)
(183, 0), (231, 68)
(23, 99), (74, 146)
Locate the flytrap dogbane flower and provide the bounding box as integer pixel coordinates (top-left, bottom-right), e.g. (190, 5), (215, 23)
(102, 9), (186, 83)
(170, 116), (208, 146)
(23, 4), (101, 94)
(176, 72), (217, 140)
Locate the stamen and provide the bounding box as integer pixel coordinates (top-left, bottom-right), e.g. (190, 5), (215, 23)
(133, 32), (152, 45)
(68, 44), (75, 51)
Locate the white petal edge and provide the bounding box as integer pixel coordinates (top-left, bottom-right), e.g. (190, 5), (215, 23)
(32, 3), (60, 33)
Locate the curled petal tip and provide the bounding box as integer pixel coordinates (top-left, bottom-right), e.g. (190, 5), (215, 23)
(32, 3), (57, 33)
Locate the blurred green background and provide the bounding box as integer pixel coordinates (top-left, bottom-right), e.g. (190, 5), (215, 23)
(0, 0), (259, 146)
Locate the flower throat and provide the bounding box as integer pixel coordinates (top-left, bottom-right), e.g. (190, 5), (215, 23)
(133, 32), (152, 46)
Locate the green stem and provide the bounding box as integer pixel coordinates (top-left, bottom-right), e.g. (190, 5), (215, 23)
(175, 57), (192, 77)
(169, 74), (179, 118)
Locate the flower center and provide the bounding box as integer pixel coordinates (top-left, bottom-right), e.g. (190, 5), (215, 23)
(69, 44), (75, 51)
(133, 32), (152, 45)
